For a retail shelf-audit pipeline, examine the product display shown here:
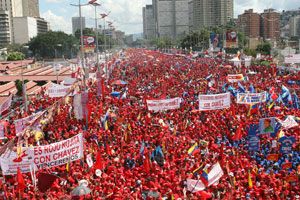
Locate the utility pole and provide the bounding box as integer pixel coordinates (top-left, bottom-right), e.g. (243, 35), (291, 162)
(90, 1), (101, 72)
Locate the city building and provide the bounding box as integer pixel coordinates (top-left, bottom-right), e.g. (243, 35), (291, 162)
(142, 5), (155, 39)
(72, 17), (86, 35)
(237, 9), (261, 38)
(261, 9), (280, 40)
(0, 10), (11, 46)
(152, 0), (190, 39)
(289, 15), (300, 37)
(13, 17), (37, 44)
(22, 0), (39, 17)
(191, 0), (233, 31)
(188, 0), (194, 32)
(0, 0), (49, 44)
(114, 30), (125, 46)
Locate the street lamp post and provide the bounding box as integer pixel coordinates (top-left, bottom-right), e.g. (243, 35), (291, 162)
(89, 1), (101, 72)
(100, 12), (109, 79)
(22, 45), (29, 113)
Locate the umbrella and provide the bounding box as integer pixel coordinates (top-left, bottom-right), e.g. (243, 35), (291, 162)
(71, 185), (91, 196)
(112, 80), (127, 85)
(111, 91), (121, 97)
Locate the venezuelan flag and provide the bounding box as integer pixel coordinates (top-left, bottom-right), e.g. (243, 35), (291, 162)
(188, 143), (198, 155)
(200, 169), (209, 186)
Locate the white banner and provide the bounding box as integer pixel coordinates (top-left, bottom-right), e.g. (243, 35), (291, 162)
(73, 94), (83, 120)
(146, 98), (181, 112)
(278, 116), (298, 130)
(187, 162), (224, 193)
(14, 111), (45, 134)
(48, 83), (71, 98)
(186, 179), (206, 193)
(199, 93), (231, 111)
(0, 133), (84, 175)
(227, 74), (244, 83)
(207, 162), (224, 186)
(237, 92), (267, 104)
(0, 123), (4, 139)
(0, 95), (12, 113)
(284, 54), (300, 64)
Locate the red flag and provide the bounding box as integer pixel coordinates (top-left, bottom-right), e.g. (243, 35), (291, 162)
(17, 168), (25, 192)
(94, 151), (104, 170)
(232, 124), (242, 141)
(143, 154), (151, 174)
(37, 173), (58, 192)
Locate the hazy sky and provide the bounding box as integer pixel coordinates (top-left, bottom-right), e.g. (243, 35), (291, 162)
(40, 0), (299, 35)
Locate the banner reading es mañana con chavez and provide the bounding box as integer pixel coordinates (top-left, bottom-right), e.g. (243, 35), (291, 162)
(237, 92), (267, 104)
(146, 98), (181, 111)
(227, 74), (244, 83)
(0, 133), (83, 175)
(199, 93), (231, 111)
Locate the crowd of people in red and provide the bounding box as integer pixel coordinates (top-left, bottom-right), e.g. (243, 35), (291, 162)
(0, 48), (299, 199)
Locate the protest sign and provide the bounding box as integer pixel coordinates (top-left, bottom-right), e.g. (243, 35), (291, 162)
(267, 154), (279, 161)
(48, 83), (71, 98)
(14, 111), (45, 134)
(198, 93), (230, 111)
(259, 117), (277, 134)
(248, 136), (260, 151)
(0, 123), (4, 139)
(0, 95), (12, 113)
(0, 133), (84, 175)
(146, 98), (181, 111)
(278, 116), (298, 130)
(279, 136), (295, 154)
(227, 74), (244, 83)
(237, 92), (267, 104)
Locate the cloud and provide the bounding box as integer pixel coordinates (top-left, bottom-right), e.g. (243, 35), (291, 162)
(41, 0), (297, 35)
(41, 10), (72, 34)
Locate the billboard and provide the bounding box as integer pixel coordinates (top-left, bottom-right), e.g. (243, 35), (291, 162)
(225, 31), (238, 48)
(82, 36), (96, 53)
(210, 32), (222, 49)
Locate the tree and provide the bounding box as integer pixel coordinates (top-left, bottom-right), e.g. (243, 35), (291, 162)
(256, 42), (271, 55)
(28, 31), (78, 59)
(15, 80), (29, 96)
(7, 52), (25, 61)
(181, 29), (210, 50)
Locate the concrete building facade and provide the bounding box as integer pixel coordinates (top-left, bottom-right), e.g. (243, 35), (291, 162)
(289, 15), (300, 37)
(72, 17), (86, 35)
(191, 0), (233, 31)
(13, 17), (38, 44)
(152, 0), (190, 39)
(0, 10), (11, 46)
(143, 5), (155, 39)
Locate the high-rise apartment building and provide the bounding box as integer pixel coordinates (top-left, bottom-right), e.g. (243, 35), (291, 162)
(0, 10), (11, 45)
(152, 0), (190, 39)
(0, 0), (48, 45)
(72, 17), (86, 35)
(143, 5), (155, 39)
(192, 0), (233, 31)
(289, 15), (300, 37)
(261, 9), (280, 40)
(237, 9), (260, 38)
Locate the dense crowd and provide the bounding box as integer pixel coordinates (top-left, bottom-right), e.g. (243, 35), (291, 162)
(0, 49), (299, 199)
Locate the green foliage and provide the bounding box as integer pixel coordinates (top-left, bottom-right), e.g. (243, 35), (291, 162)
(244, 48), (257, 57)
(7, 52), (25, 61)
(260, 60), (271, 67)
(256, 42), (271, 55)
(181, 29), (210, 49)
(237, 32), (248, 49)
(15, 80), (29, 96)
(28, 31), (78, 59)
(150, 37), (174, 49)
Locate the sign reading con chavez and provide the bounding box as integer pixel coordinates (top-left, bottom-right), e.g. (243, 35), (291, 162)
(198, 93), (231, 111)
(0, 133), (84, 175)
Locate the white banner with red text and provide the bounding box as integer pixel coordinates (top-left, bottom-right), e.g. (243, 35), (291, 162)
(227, 74), (244, 83)
(0, 133), (84, 175)
(199, 93), (231, 111)
(0, 95), (12, 113)
(47, 83), (72, 98)
(146, 98), (181, 112)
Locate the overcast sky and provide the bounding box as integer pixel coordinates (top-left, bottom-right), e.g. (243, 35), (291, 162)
(40, 0), (299, 35)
